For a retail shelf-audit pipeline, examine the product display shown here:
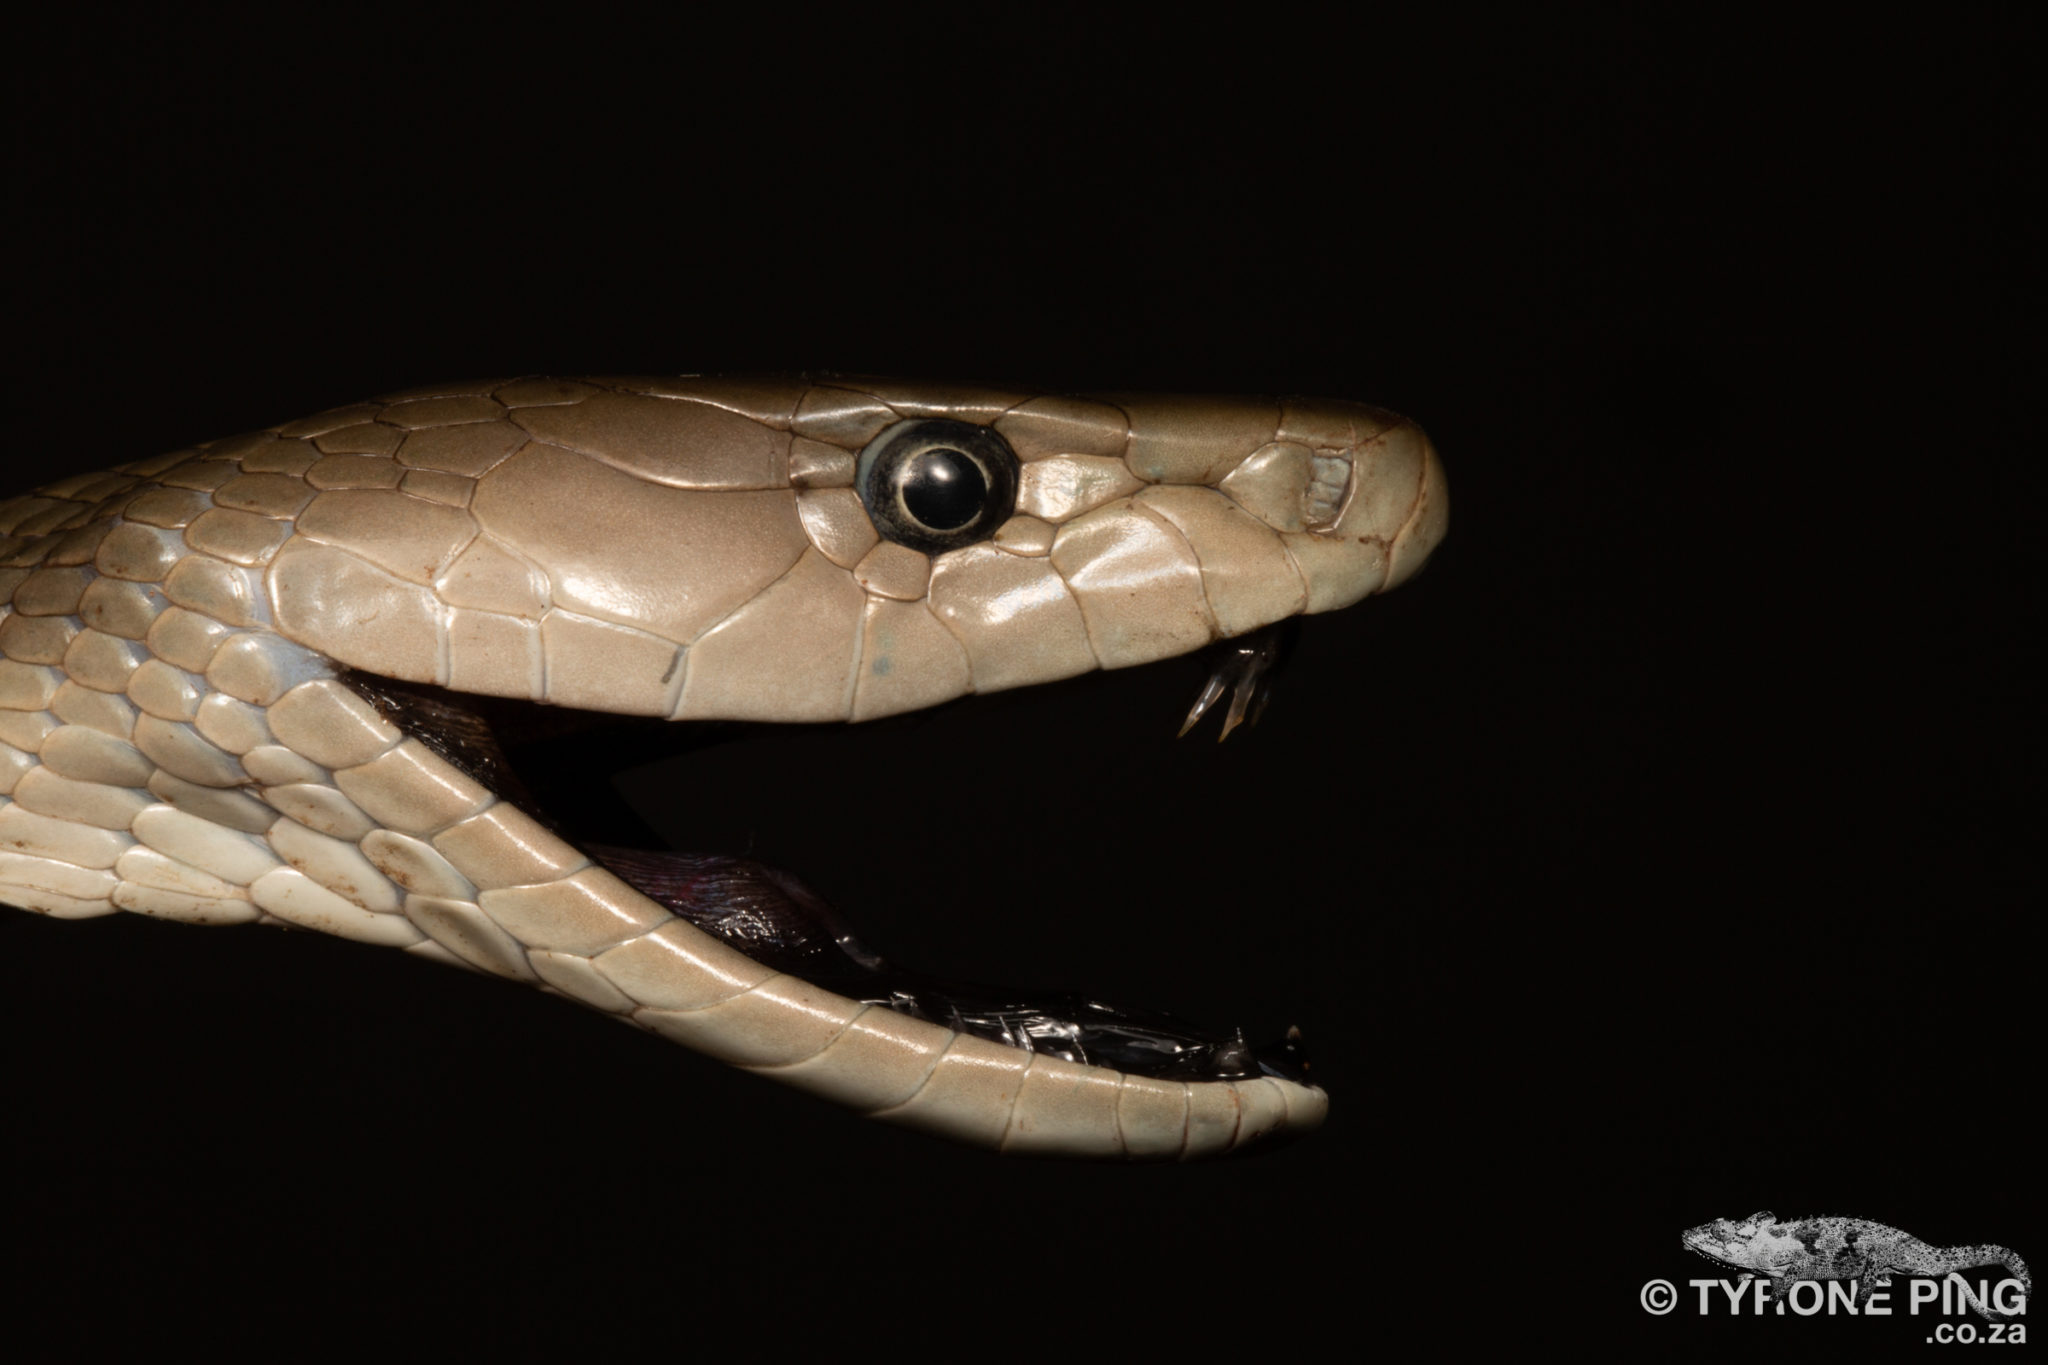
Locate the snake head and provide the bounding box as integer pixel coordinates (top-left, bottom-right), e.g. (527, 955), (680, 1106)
(262, 377), (1446, 727)
(4, 375), (1448, 1158)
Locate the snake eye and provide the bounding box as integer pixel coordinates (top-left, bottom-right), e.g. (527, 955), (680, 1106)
(856, 418), (1019, 554)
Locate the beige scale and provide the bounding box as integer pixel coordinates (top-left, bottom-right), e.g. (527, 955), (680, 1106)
(0, 376), (1447, 1158)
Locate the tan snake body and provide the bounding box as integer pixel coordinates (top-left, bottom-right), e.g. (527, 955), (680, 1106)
(0, 376), (1447, 1158)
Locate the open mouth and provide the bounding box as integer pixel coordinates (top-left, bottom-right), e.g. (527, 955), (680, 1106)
(338, 622), (1312, 1095)
(4, 375), (1451, 1159)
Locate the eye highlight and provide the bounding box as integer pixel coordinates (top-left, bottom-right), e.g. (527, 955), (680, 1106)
(856, 418), (1020, 554)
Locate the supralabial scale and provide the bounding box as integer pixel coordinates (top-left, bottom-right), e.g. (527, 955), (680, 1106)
(0, 376), (1447, 1158)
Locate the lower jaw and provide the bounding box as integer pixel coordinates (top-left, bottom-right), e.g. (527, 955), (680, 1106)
(589, 842), (1313, 1086)
(341, 626), (1316, 1096)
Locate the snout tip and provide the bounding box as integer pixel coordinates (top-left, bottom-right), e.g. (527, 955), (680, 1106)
(1383, 425), (1448, 591)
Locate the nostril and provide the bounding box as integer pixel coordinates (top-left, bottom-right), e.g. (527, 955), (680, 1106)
(1215, 441), (1356, 534)
(1304, 453), (1352, 530)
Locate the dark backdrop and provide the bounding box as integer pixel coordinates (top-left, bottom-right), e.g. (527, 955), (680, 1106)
(6, 11), (2035, 1355)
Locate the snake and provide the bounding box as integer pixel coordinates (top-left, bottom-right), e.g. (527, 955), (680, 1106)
(0, 375), (1447, 1158)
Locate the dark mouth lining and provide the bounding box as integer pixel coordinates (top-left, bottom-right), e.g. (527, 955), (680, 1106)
(340, 648), (1310, 1088)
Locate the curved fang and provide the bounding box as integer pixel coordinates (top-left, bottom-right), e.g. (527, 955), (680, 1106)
(1178, 624), (1288, 742)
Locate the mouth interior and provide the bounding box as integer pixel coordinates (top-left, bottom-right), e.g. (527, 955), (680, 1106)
(342, 647), (1310, 1088)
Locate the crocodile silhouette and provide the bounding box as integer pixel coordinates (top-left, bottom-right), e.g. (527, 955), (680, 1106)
(1684, 1211), (2031, 1322)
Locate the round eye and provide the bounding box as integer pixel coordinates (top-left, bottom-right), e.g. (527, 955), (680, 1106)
(856, 418), (1019, 554)
(900, 447), (985, 530)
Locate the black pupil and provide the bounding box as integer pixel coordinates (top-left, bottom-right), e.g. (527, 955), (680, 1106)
(900, 448), (985, 530)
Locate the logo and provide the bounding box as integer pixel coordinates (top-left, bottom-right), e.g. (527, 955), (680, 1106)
(1647, 1211), (2031, 1341)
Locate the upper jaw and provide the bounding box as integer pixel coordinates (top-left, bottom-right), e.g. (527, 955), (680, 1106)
(1009, 403), (1449, 680)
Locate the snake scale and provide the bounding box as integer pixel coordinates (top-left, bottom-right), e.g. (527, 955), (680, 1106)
(0, 376), (1446, 1158)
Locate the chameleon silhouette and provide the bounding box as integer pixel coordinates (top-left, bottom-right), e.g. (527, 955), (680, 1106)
(1684, 1211), (2031, 1322)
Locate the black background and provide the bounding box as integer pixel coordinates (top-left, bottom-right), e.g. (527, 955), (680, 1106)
(5, 10), (2035, 1356)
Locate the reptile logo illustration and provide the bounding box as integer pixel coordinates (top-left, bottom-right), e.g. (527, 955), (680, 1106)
(1683, 1212), (2031, 1322)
